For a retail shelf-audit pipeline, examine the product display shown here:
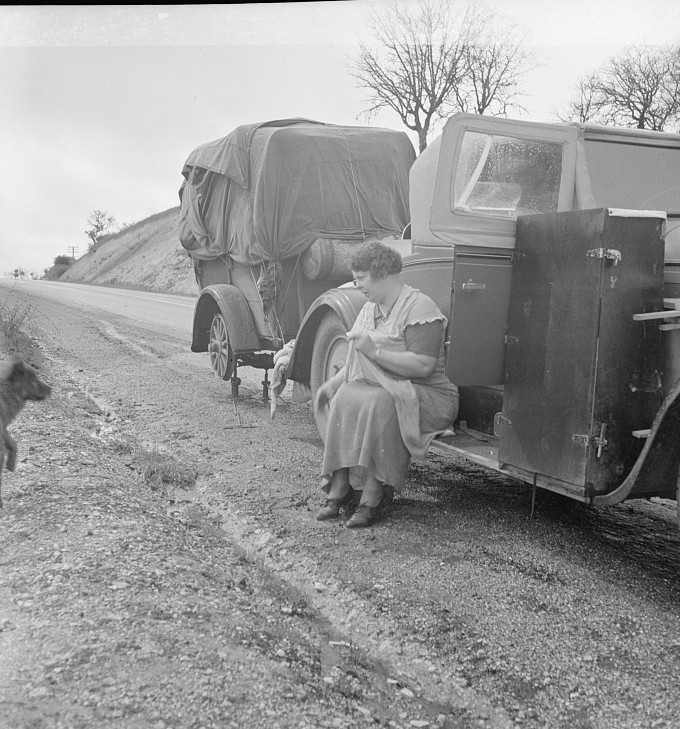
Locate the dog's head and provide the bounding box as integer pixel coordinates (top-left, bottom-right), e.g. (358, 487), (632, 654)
(3, 357), (52, 401)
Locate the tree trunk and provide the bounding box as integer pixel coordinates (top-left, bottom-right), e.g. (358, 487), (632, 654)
(417, 126), (428, 153)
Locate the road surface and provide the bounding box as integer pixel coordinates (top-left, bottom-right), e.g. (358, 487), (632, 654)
(0, 279), (195, 340)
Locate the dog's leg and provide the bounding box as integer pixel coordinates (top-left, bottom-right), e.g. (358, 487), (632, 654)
(4, 433), (17, 472)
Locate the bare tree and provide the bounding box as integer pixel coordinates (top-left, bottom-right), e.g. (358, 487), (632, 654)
(557, 73), (602, 124)
(451, 15), (535, 117)
(85, 209), (117, 251)
(351, 0), (473, 152)
(560, 45), (680, 131)
(350, 1), (533, 151)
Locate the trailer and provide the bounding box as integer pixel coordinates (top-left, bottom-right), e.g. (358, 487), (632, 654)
(178, 118), (416, 398)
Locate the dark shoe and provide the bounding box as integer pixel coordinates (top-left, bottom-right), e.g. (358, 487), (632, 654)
(316, 491), (355, 521)
(345, 502), (382, 529)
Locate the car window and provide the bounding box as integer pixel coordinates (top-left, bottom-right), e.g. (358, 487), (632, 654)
(453, 131), (563, 218)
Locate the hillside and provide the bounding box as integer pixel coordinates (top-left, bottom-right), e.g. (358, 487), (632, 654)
(55, 207), (198, 296)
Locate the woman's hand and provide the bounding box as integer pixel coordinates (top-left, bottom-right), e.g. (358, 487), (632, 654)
(315, 365), (347, 411)
(347, 330), (377, 359)
(315, 380), (336, 411)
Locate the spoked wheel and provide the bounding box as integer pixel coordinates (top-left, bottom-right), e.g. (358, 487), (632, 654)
(310, 311), (348, 439)
(208, 313), (235, 381)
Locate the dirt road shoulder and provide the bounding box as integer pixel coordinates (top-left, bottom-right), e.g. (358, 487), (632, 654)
(0, 352), (497, 729)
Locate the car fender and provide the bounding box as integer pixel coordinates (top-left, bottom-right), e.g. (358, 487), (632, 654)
(191, 284), (261, 353)
(591, 379), (680, 505)
(288, 287), (366, 385)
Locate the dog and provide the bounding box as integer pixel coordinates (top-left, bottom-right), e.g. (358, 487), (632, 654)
(0, 356), (51, 507)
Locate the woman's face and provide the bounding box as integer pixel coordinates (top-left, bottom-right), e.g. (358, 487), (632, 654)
(352, 270), (384, 303)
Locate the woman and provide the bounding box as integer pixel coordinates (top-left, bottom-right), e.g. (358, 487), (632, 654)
(314, 241), (459, 528)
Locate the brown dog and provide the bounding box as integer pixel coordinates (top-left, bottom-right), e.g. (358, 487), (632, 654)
(0, 357), (51, 507)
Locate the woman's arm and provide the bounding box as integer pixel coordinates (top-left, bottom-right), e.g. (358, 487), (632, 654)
(372, 348), (437, 379)
(348, 330), (438, 379)
(314, 365), (346, 410)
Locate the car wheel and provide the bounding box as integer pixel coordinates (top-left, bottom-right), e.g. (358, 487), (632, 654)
(208, 313), (235, 381)
(310, 311), (348, 439)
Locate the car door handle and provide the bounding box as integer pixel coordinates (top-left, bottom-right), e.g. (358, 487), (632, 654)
(461, 281), (486, 291)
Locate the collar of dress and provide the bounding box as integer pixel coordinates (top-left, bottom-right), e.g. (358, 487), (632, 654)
(375, 285), (406, 322)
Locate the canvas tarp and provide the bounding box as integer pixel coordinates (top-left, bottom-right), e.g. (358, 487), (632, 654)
(178, 118), (416, 266)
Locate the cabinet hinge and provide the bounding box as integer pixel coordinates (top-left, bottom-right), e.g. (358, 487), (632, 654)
(586, 248), (622, 265)
(571, 424), (608, 457)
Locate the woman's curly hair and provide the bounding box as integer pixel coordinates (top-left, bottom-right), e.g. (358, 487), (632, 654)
(351, 241), (402, 280)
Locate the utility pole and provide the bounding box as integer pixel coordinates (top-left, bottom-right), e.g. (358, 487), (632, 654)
(68, 246), (78, 259)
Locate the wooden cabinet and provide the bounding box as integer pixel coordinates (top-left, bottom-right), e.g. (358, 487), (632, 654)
(497, 208), (665, 497)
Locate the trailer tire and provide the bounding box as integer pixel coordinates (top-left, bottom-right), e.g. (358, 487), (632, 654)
(208, 313), (235, 381)
(310, 311), (349, 438)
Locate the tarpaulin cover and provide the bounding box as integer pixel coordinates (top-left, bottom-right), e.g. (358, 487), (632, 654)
(178, 118), (416, 265)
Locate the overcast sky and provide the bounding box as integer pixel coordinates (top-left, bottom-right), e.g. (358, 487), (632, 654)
(1, 1), (679, 276)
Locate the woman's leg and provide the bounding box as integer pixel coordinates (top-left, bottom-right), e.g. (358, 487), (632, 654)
(358, 472), (383, 507)
(327, 468), (350, 499)
(316, 468), (355, 521)
(346, 471), (388, 529)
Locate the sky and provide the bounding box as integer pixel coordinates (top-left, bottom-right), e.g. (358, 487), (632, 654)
(1, 1), (679, 276)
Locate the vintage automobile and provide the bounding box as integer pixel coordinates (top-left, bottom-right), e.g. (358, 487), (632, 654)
(288, 113), (680, 509)
(178, 118), (416, 398)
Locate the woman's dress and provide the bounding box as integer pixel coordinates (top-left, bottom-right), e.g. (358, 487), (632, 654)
(319, 285), (459, 492)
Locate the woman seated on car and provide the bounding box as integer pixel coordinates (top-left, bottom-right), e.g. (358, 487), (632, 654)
(314, 241), (459, 529)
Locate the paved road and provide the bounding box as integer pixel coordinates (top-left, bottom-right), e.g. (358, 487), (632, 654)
(0, 279), (195, 341)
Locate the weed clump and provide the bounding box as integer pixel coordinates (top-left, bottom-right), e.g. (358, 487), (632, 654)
(0, 297), (44, 366)
(138, 445), (197, 492)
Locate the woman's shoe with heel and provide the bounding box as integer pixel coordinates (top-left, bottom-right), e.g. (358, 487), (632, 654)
(315, 489), (356, 521)
(345, 483), (391, 528)
(345, 501), (382, 528)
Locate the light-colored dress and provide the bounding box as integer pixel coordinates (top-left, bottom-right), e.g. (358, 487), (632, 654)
(319, 285), (459, 492)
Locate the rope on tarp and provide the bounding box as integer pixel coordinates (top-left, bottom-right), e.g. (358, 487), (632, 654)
(247, 250), (303, 349)
(278, 250), (303, 312)
(338, 128), (367, 242)
(249, 264), (285, 345)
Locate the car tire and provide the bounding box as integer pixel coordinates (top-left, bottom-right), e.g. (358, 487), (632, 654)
(310, 311), (348, 439)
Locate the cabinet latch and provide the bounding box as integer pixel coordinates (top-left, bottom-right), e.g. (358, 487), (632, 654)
(586, 248), (622, 265)
(571, 424), (608, 457)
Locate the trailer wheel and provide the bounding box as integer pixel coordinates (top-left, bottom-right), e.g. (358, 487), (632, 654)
(208, 313), (235, 381)
(310, 311), (348, 438)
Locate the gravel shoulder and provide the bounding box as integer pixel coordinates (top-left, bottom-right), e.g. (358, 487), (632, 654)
(2, 285), (680, 729)
(0, 347), (463, 729)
